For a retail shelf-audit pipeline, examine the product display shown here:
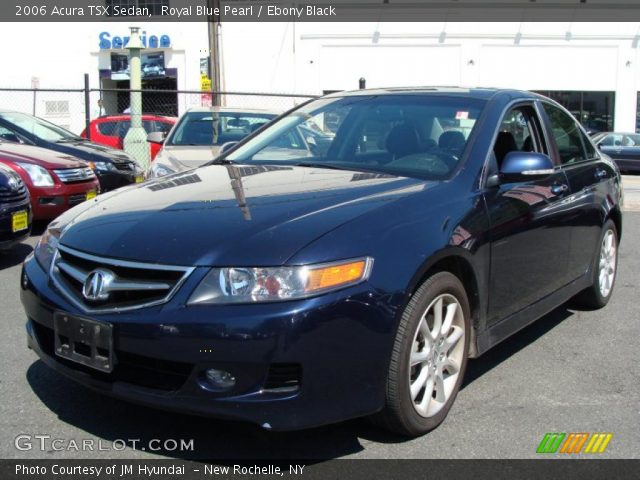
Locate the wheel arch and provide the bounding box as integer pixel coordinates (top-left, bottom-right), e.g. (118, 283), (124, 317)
(607, 205), (622, 241)
(405, 249), (483, 358)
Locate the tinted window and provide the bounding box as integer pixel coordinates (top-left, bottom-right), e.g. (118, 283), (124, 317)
(579, 129), (597, 159)
(542, 103), (588, 165)
(168, 112), (277, 146)
(115, 120), (155, 138)
(0, 112), (79, 142)
(227, 95), (486, 179)
(97, 121), (117, 136)
(154, 120), (174, 134)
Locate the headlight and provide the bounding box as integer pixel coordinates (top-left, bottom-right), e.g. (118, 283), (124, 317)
(188, 257), (373, 305)
(15, 162), (54, 187)
(88, 161), (116, 172)
(34, 227), (61, 271)
(148, 162), (174, 178)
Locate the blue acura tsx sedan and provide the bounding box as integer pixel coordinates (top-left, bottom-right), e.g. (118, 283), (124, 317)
(21, 88), (622, 436)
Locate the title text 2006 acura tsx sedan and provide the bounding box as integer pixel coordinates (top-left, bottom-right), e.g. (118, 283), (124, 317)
(21, 88), (622, 436)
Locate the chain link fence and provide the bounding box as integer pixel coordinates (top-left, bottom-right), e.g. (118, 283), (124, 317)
(0, 86), (318, 167)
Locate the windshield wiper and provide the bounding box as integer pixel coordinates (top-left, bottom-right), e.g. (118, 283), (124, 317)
(294, 162), (346, 170)
(209, 158), (235, 165)
(56, 138), (86, 144)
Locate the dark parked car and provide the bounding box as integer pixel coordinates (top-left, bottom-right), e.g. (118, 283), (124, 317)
(591, 131), (640, 173)
(21, 88), (622, 436)
(0, 163), (31, 249)
(0, 111), (143, 192)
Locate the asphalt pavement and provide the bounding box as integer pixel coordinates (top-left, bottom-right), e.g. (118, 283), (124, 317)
(0, 213), (638, 460)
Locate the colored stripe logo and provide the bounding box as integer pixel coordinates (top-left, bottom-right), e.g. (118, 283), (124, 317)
(537, 433), (612, 454)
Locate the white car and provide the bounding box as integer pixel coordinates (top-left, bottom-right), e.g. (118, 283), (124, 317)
(147, 107), (280, 178)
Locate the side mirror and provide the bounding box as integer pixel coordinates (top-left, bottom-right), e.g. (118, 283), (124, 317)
(500, 151), (555, 183)
(146, 131), (166, 144)
(220, 141), (239, 154)
(597, 142), (605, 150)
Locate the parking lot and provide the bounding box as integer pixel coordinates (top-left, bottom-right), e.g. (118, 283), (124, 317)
(1, 179), (638, 460)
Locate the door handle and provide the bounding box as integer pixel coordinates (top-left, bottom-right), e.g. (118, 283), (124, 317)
(551, 183), (569, 195)
(595, 168), (608, 180)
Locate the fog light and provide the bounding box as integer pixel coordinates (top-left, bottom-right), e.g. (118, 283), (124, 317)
(201, 368), (236, 391)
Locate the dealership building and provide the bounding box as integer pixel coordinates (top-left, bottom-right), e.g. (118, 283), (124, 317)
(1, 21), (639, 134)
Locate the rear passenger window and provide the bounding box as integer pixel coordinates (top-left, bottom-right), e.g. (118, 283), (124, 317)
(579, 129), (598, 159)
(97, 121), (117, 136)
(542, 103), (588, 165)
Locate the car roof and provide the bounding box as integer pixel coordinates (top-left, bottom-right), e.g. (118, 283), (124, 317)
(95, 114), (177, 122)
(323, 86), (544, 101)
(184, 106), (282, 114)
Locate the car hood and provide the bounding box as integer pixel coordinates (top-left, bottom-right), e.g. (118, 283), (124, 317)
(156, 145), (223, 172)
(59, 164), (429, 266)
(53, 139), (135, 164)
(0, 143), (87, 169)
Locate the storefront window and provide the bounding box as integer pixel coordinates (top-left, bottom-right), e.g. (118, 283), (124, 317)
(535, 91), (614, 133)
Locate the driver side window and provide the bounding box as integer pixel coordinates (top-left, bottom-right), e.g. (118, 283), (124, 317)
(493, 105), (544, 169)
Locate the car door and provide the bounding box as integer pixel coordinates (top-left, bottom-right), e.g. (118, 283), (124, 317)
(484, 103), (574, 325)
(539, 101), (616, 281)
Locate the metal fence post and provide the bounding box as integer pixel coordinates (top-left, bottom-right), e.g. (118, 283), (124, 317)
(84, 74), (91, 140)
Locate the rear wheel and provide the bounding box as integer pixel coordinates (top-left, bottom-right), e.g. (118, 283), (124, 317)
(573, 220), (618, 309)
(373, 271), (470, 436)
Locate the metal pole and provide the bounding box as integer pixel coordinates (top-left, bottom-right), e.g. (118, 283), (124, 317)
(84, 74), (91, 140)
(123, 27), (151, 171)
(32, 90), (36, 116)
(208, 0), (222, 106)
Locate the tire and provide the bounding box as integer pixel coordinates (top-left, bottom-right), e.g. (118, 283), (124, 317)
(573, 220), (619, 309)
(372, 271), (471, 437)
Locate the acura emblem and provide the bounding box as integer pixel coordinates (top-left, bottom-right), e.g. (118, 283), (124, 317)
(82, 269), (115, 301)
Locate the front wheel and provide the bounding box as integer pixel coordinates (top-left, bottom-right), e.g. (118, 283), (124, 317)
(573, 220), (619, 309)
(373, 271), (470, 437)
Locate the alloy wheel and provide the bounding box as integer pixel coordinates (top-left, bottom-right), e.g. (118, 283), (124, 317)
(598, 229), (617, 298)
(408, 293), (465, 418)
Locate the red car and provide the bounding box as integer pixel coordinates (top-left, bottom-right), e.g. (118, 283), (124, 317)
(81, 114), (176, 160)
(0, 143), (99, 220)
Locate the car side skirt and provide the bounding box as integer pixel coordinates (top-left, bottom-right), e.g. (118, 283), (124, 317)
(475, 273), (591, 356)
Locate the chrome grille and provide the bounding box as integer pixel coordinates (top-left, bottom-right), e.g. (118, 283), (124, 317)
(53, 167), (95, 184)
(50, 245), (194, 313)
(0, 182), (28, 204)
(69, 193), (89, 206)
(114, 162), (136, 172)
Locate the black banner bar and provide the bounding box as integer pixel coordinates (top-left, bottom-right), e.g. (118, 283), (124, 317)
(2, 459), (640, 480)
(6, 0), (640, 22)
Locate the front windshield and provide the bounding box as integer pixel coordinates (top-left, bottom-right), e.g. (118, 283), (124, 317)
(226, 94), (486, 179)
(167, 111), (277, 146)
(0, 112), (79, 142)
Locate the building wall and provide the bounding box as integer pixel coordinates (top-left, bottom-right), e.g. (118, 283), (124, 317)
(220, 22), (640, 131)
(0, 22), (639, 132)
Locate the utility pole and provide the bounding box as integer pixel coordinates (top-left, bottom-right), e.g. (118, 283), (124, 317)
(123, 26), (151, 170)
(207, 0), (222, 106)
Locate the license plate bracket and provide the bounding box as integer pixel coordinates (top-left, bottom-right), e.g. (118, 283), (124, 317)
(53, 312), (114, 373)
(11, 210), (28, 232)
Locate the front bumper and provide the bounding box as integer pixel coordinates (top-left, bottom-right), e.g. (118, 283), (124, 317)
(30, 180), (100, 220)
(21, 255), (395, 431)
(94, 169), (142, 192)
(0, 201), (31, 250)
